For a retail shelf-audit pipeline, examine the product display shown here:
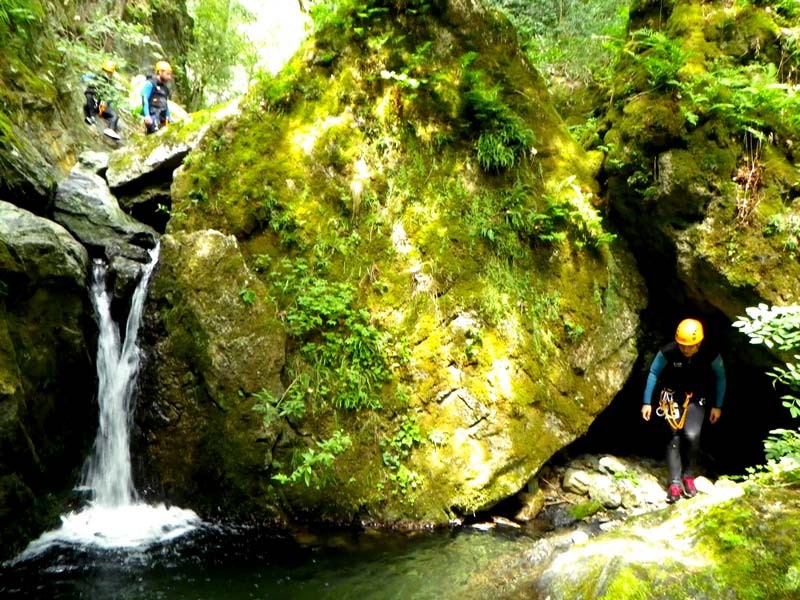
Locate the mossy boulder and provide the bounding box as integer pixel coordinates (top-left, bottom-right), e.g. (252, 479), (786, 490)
(137, 230), (286, 519)
(139, 0), (646, 525)
(603, 0), (800, 329)
(520, 484), (800, 599)
(0, 201), (95, 560)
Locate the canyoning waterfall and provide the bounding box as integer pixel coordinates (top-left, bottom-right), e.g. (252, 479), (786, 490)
(14, 245), (200, 561)
(83, 250), (155, 507)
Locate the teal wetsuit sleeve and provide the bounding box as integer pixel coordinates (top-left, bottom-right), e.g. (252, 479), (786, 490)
(141, 81), (154, 117)
(712, 354), (726, 408)
(643, 351), (667, 405)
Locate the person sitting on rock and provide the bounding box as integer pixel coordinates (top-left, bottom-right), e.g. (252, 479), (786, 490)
(640, 318), (726, 504)
(141, 60), (173, 134)
(81, 60), (122, 139)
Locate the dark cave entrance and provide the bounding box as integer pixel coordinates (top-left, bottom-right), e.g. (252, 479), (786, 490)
(566, 302), (797, 478)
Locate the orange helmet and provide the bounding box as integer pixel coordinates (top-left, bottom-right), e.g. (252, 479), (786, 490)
(155, 60), (173, 73)
(675, 319), (704, 345)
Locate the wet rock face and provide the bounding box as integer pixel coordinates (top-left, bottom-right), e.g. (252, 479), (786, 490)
(54, 165), (159, 258)
(0, 201), (95, 560)
(53, 162), (160, 304)
(136, 230), (286, 519)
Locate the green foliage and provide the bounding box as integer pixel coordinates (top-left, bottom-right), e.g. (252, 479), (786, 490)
(487, 0), (629, 85)
(185, 0), (256, 110)
(269, 258), (393, 412)
(253, 66), (299, 113)
(272, 430), (352, 487)
(0, 0), (40, 40)
(733, 304), (800, 351)
(733, 304), (800, 485)
(466, 177), (615, 261)
(238, 287), (256, 305)
(626, 28), (687, 90)
(684, 63), (800, 140)
(251, 386), (306, 423)
(381, 415), (424, 496)
(460, 55), (535, 173)
(563, 320), (585, 342)
(613, 469), (640, 486)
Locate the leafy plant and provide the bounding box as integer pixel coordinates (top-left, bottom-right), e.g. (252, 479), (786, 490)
(254, 65), (302, 113)
(185, 0), (256, 110)
(272, 430), (352, 487)
(269, 258), (394, 411)
(564, 320), (585, 342)
(683, 62), (800, 141)
(0, 0), (41, 43)
(381, 415), (424, 496)
(460, 55), (535, 173)
(238, 287), (256, 305)
(251, 385), (306, 423)
(626, 28), (687, 90)
(487, 0), (629, 86)
(733, 304), (800, 485)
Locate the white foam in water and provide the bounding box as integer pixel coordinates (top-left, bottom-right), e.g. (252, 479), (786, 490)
(16, 503), (201, 559)
(14, 245), (201, 562)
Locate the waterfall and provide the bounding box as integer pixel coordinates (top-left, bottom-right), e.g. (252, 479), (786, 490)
(13, 245), (200, 561)
(83, 247), (158, 507)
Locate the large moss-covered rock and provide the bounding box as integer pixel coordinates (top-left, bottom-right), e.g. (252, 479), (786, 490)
(137, 230), (286, 518)
(0, 201), (95, 560)
(140, 0), (646, 525)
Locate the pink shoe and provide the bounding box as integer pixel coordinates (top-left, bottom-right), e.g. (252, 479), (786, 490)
(667, 483), (682, 503)
(682, 477), (697, 498)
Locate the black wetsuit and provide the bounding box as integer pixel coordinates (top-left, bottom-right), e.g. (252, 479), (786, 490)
(643, 341), (726, 483)
(142, 75), (171, 134)
(82, 73), (120, 132)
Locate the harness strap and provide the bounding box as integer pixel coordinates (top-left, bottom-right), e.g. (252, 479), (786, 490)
(658, 389), (692, 431)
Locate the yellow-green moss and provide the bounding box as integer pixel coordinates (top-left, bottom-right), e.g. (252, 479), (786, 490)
(151, 0), (643, 524)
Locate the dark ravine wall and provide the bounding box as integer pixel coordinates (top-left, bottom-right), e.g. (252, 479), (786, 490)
(0, 202), (96, 560)
(1, 0), (800, 570)
(0, 0), (194, 559)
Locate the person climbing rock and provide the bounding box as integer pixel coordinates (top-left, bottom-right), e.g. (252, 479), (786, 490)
(640, 318), (726, 504)
(81, 60), (122, 140)
(141, 60), (173, 134)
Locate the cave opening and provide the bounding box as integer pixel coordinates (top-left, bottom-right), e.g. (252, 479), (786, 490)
(567, 300), (797, 478)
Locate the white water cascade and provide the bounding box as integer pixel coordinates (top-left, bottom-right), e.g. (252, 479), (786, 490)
(15, 246), (200, 561)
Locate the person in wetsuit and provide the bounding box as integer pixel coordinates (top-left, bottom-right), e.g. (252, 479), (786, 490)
(141, 60), (173, 134)
(82, 60), (121, 136)
(640, 318), (726, 503)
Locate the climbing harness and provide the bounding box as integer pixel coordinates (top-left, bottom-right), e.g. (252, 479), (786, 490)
(656, 388), (692, 431)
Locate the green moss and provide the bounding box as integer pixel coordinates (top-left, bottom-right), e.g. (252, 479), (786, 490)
(690, 487), (800, 599)
(599, 566), (651, 600)
(570, 499), (603, 521)
(149, 0), (642, 525)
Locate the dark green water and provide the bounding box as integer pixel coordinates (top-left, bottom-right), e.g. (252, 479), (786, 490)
(0, 524), (540, 599)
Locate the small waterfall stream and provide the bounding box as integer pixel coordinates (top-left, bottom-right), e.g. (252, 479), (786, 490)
(14, 246), (200, 560)
(83, 247), (153, 507)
